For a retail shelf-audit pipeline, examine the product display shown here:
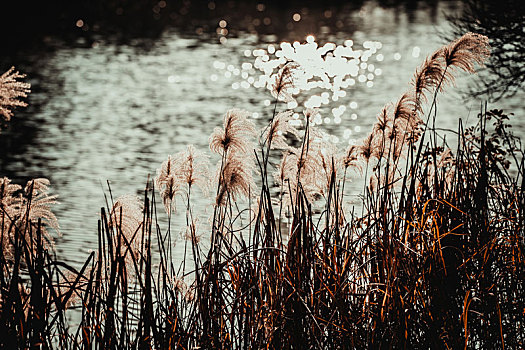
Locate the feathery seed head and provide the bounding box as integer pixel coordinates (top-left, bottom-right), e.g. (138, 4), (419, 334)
(209, 109), (256, 155)
(342, 145), (360, 170)
(216, 151), (256, 206)
(0, 67), (31, 121)
(318, 139), (341, 192)
(441, 32), (490, 73)
(412, 55), (445, 102)
(1, 177), (59, 258)
(359, 133), (375, 162)
(270, 62), (303, 103)
(109, 194), (143, 251)
(411, 33), (489, 105)
(0, 177), (22, 210)
(263, 110), (300, 149)
(275, 130), (329, 204)
(393, 92), (419, 123)
(156, 155), (182, 214)
(156, 145), (210, 214)
(303, 108), (319, 123)
(24, 178), (60, 235)
(176, 144), (210, 194)
(373, 105), (392, 133)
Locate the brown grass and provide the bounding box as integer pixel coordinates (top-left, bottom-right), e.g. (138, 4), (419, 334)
(2, 33), (524, 349)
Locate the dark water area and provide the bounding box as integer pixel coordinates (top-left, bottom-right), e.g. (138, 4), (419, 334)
(1, 0), (524, 267)
(2, 0), (443, 46)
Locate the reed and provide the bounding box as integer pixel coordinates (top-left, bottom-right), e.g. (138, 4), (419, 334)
(0, 67), (30, 122)
(1, 33), (524, 349)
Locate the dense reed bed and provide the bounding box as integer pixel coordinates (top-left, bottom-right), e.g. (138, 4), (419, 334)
(1, 33), (524, 349)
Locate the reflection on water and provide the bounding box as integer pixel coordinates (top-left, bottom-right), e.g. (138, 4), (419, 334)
(1, 1), (523, 267)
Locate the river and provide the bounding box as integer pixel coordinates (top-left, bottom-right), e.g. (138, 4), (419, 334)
(1, 0), (523, 267)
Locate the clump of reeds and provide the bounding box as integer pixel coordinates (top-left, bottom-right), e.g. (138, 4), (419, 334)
(1, 177), (59, 261)
(2, 33), (524, 349)
(0, 176), (86, 349)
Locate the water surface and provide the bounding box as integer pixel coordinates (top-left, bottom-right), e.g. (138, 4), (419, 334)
(1, 0), (523, 267)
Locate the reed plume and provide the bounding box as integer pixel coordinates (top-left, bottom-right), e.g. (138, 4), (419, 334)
(209, 109), (257, 207)
(155, 145), (210, 214)
(109, 194), (143, 256)
(410, 32), (490, 105)
(367, 93), (422, 166)
(270, 62), (302, 103)
(182, 217), (202, 244)
(0, 177), (58, 262)
(17, 179), (59, 246)
(1, 177), (22, 259)
(368, 167), (399, 194)
(276, 129), (329, 204)
(58, 270), (84, 309)
(175, 145), (210, 194)
(342, 144), (360, 170)
(412, 51), (444, 104)
(359, 32), (490, 170)
(358, 133), (376, 162)
(0, 67), (30, 121)
(24, 178), (60, 234)
(156, 155), (181, 214)
(373, 105), (392, 134)
(303, 107), (319, 122)
(216, 151), (255, 206)
(441, 32), (490, 75)
(387, 93), (420, 153)
(392, 92), (420, 125)
(209, 109), (256, 155)
(0, 177), (22, 217)
(318, 137), (341, 194)
(262, 110), (300, 149)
